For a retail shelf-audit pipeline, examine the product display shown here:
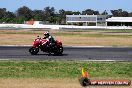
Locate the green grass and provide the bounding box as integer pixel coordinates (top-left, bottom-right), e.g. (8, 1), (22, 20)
(0, 61), (131, 79)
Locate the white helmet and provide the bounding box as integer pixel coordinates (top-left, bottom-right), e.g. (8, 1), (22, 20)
(44, 31), (49, 36)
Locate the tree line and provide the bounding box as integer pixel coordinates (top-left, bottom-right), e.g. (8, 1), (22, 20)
(0, 6), (132, 24)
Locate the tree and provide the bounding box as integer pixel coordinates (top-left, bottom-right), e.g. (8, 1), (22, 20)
(16, 6), (33, 20)
(122, 11), (128, 17)
(59, 10), (74, 24)
(5, 11), (16, 18)
(93, 11), (100, 15)
(33, 10), (43, 21)
(43, 6), (55, 22)
(0, 8), (6, 19)
(111, 9), (128, 17)
(101, 10), (108, 15)
(59, 9), (66, 24)
(72, 11), (81, 15)
(82, 9), (94, 15)
(128, 12), (132, 17)
(82, 9), (100, 15)
(111, 10), (118, 17)
(65, 11), (73, 15)
(16, 16), (26, 24)
(44, 6), (55, 16)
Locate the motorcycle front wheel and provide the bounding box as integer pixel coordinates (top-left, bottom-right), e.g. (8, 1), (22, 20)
(29, 47), (39, 55)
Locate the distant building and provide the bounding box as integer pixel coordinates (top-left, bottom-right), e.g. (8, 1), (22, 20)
(106, 17), (132, 26)
(25, 21), (44, 25)
(66, 15), (132, 27)
(66, 15), (107, 26)
(25, 20), (34, 25)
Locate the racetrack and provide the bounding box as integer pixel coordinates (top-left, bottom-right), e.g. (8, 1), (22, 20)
(0, 46), (132, 61)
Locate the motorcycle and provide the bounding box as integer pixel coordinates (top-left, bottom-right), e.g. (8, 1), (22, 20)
(29, 36), (63, 55)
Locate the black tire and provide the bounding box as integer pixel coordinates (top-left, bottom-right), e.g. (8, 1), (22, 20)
(29, 47), (39, 55)
(54, 46), (63, 55)
(79, 77), (90, 87)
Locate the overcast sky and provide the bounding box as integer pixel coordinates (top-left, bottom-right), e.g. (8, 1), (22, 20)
(0, 0), (131, 13)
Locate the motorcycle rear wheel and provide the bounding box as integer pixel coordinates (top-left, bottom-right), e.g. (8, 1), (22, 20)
(54, 46), (63, 55)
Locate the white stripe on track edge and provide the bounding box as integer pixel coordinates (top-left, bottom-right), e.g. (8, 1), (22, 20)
(0, 45), (131, 48)
(77, 60), (126, 62)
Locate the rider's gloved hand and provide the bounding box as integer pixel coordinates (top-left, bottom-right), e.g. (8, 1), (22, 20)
(49, 43), (52, 45)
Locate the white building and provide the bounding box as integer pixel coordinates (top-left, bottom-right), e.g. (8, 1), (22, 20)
(66, 15), (107, 26)
(66, 15), (132, 27)
(106, 17), (132, 26)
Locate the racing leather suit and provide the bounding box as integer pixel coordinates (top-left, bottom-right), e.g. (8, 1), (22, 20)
(43, 35), (56, 48)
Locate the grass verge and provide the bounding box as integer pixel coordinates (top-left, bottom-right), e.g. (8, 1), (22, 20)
(0, 60), (131, 79)
(0, 60), (131, 88)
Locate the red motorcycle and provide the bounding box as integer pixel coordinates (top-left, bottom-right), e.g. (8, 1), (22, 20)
(29, 36), (63, 55)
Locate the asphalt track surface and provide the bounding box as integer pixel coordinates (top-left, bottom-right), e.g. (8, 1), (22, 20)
(0, 46), (132, 61)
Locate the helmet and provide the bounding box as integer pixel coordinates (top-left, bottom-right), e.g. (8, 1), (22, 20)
(44, 31), (50, 37)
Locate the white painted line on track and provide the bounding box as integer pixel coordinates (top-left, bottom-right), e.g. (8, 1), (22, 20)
(67, 46), (132, 48)
(0, 45), (31, 47)
(80, 60), (124, 62)
(0, 59), (126, 62)
(0, 45), (132, 48)
(0, 59), (10, 60)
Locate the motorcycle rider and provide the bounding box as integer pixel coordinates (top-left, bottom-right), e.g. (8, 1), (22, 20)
(43, 31), (56, 53)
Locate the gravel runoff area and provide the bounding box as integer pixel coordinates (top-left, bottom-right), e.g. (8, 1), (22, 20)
(1, 29), (132, 46)
(0, 78), (131, 88)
